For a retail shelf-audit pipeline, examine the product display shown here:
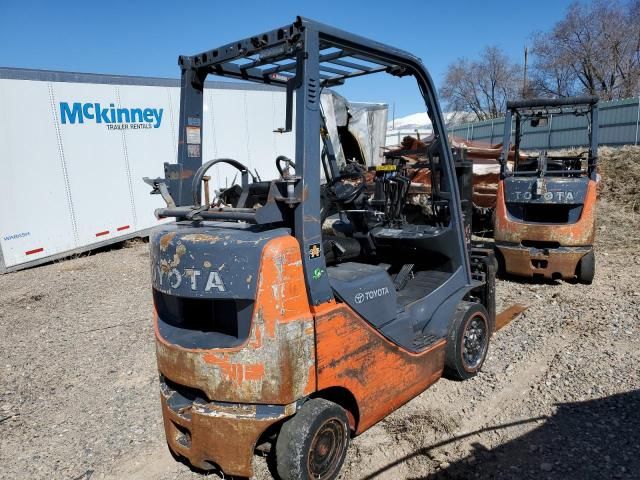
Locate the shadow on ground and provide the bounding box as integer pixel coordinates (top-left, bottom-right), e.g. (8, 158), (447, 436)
(363, 389), (640, 480)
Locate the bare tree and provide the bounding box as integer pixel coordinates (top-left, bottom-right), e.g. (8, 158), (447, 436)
(440, 47), (520, 121)
(531, 0), (640, 100)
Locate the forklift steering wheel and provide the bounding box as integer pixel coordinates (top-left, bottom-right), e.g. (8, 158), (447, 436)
(191, 158), (256, 206)
(326, 170), (366, 204)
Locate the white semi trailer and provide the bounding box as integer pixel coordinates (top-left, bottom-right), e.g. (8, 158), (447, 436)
(0, 68), (387, 273)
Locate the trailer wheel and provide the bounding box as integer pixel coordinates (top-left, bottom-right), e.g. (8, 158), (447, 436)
(276, 398), (350, 480)
(577, 251), (595, 284)
(444, 302), (490, 381)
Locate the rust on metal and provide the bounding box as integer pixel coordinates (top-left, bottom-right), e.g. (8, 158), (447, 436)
(498, 244), (591, 279)
(156, 235), (316, 405)
(202, 175), (211, 205)
(494, 179), (597, 279)
(494, 180), (597, 246)
(160, 392), (289, 477)
(159, 231), (177, 252)
(180, 233), (225, 244)
(155, 235), (319, 477)
(313, 301), (445, 434)
(495, 304), (528, 331)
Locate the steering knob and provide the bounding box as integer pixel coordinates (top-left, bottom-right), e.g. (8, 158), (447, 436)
(276, 155), (296, 177)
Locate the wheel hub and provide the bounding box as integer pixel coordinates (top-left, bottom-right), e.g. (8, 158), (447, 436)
(308, 418), (345, 479)
(462, 316), (487, 369)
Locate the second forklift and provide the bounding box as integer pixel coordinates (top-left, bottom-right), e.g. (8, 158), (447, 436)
(494, 96), (599, 284)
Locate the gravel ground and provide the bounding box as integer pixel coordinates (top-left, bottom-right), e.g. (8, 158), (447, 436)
(1, 200), (638, 480)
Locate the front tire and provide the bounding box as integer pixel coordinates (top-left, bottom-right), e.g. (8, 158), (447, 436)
(444, 302), (491, 381)
(577, 250), (595, 284)
(276, 399), (350, 480)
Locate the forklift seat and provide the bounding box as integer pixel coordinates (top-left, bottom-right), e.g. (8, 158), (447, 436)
(219, 181), (271, 208)
(371, 224), (454, 259)
(322, 235), (362, 264)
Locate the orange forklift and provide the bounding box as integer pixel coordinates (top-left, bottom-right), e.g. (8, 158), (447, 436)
(494, 96), (599, 284)
(145, 17), (495, 479)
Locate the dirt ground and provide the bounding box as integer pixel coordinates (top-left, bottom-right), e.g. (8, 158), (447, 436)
(1, 158), (639, 479)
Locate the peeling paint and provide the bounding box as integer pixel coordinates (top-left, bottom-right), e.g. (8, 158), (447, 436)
(181, 233), (223, 243)
(155, 235), (314, 405)
(159, 232), (176, 252)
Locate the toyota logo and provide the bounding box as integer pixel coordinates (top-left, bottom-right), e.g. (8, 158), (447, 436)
(354, 293), (365, 304)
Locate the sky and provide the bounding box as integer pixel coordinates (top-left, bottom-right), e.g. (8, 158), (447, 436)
(0, 0), (578, 117)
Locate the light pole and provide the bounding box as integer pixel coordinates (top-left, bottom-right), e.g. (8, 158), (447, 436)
(523, 45), (528, 98)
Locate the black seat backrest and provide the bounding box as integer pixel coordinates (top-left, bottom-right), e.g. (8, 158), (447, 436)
(370, 225), (458, 270)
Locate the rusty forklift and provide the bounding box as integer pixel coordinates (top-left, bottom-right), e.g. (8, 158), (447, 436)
(145, 17), (495, 479)
(493, 96), (599, 284)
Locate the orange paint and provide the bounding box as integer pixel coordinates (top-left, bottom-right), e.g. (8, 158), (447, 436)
(494, 179), (597, 279)
(303, 364), (316, 396)
(161, 393), (284, 478)
(494, 179), (597, 246)
(243, 363), (265, 381)
(201, 354), (264, 382)
(250, 325), (263, 349)
(262, 306), (276, 339)
(313, 302), (445, 434)
(156, 235), (315, 404)
(202, 353), (236, 379)
(255, 239), (314, 332)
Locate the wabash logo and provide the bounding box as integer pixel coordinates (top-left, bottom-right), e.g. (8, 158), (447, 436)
(60, 102), (164, 129)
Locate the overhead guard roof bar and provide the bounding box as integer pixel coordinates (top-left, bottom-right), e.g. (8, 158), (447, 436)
(180, 18), (409, 88)
(326, 58), (375, 71)
(507, 95), (599, 110)
(261, 50), (347, 74)
(218, 52), (393, 86)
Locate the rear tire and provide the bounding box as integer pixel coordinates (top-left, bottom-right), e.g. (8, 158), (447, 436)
(444, 302), (491, 381)
(577, 251), (595, 284)
(276, 399), (350, 480)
